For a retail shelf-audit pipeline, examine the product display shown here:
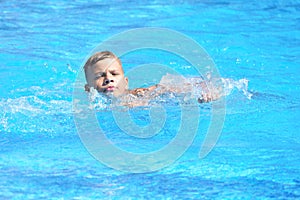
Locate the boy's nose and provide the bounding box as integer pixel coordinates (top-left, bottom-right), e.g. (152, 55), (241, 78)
(104, 78), (113, 85)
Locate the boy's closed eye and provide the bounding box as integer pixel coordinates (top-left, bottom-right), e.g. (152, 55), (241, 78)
(110, 70), (119, 76)
(94, 72), (106, 80)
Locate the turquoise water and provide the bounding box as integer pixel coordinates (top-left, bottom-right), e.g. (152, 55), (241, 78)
(1, 0), (300, 199)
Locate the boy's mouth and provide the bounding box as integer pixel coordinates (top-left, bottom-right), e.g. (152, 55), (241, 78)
(105, 86), (115, 92)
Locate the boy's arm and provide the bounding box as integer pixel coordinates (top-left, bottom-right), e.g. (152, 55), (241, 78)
(129, 82), (223, 103)
(129, 85), (158, 97)
(197, 83), (223, 103)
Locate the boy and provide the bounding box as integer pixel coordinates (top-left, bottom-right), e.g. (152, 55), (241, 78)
(84, 51), (221, 104)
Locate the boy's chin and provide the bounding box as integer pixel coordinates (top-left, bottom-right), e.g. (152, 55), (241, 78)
(101, 90), (114, 97)
(98, 88), (127, 97)
(103, 90), (122, 97)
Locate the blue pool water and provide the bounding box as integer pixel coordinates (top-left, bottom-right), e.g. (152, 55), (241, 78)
(1, 0), (300, 199)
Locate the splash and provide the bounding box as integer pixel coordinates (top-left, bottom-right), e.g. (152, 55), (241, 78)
(220, 77), (253, 100)
(157, 74), (252, 102)
(0, 91), (73, 134)
(89, 74), (252, 110)
(88, 87), (112, 110)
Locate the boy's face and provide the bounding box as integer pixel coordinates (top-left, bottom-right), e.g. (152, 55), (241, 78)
(86, 58), (128, 96)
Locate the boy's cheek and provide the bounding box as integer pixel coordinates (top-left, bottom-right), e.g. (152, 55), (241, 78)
(94, 79), (103, 88)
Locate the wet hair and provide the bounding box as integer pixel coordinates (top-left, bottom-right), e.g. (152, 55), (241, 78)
(83, 51), (122, 74)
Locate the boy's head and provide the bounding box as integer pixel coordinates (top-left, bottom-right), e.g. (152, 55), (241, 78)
(84, 51), (128, 96)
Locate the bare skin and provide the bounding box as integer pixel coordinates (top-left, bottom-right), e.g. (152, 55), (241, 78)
(85, 56), (222, 106)
(85, 58), (129, 96)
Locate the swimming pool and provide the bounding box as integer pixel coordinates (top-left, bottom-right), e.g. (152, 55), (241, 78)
(1, 0), (299, 199)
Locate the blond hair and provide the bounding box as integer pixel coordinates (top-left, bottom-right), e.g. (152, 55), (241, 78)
(84, 51), (122, 73)
(84, 51), (123, 85)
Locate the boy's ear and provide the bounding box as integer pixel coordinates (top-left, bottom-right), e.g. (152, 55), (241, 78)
(84, 84), (90, 92)
(125, 77), (129, 89)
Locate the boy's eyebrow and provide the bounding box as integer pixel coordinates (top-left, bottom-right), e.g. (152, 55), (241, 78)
(94, 72), (106, 76)
(109, 68), (123, 73)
